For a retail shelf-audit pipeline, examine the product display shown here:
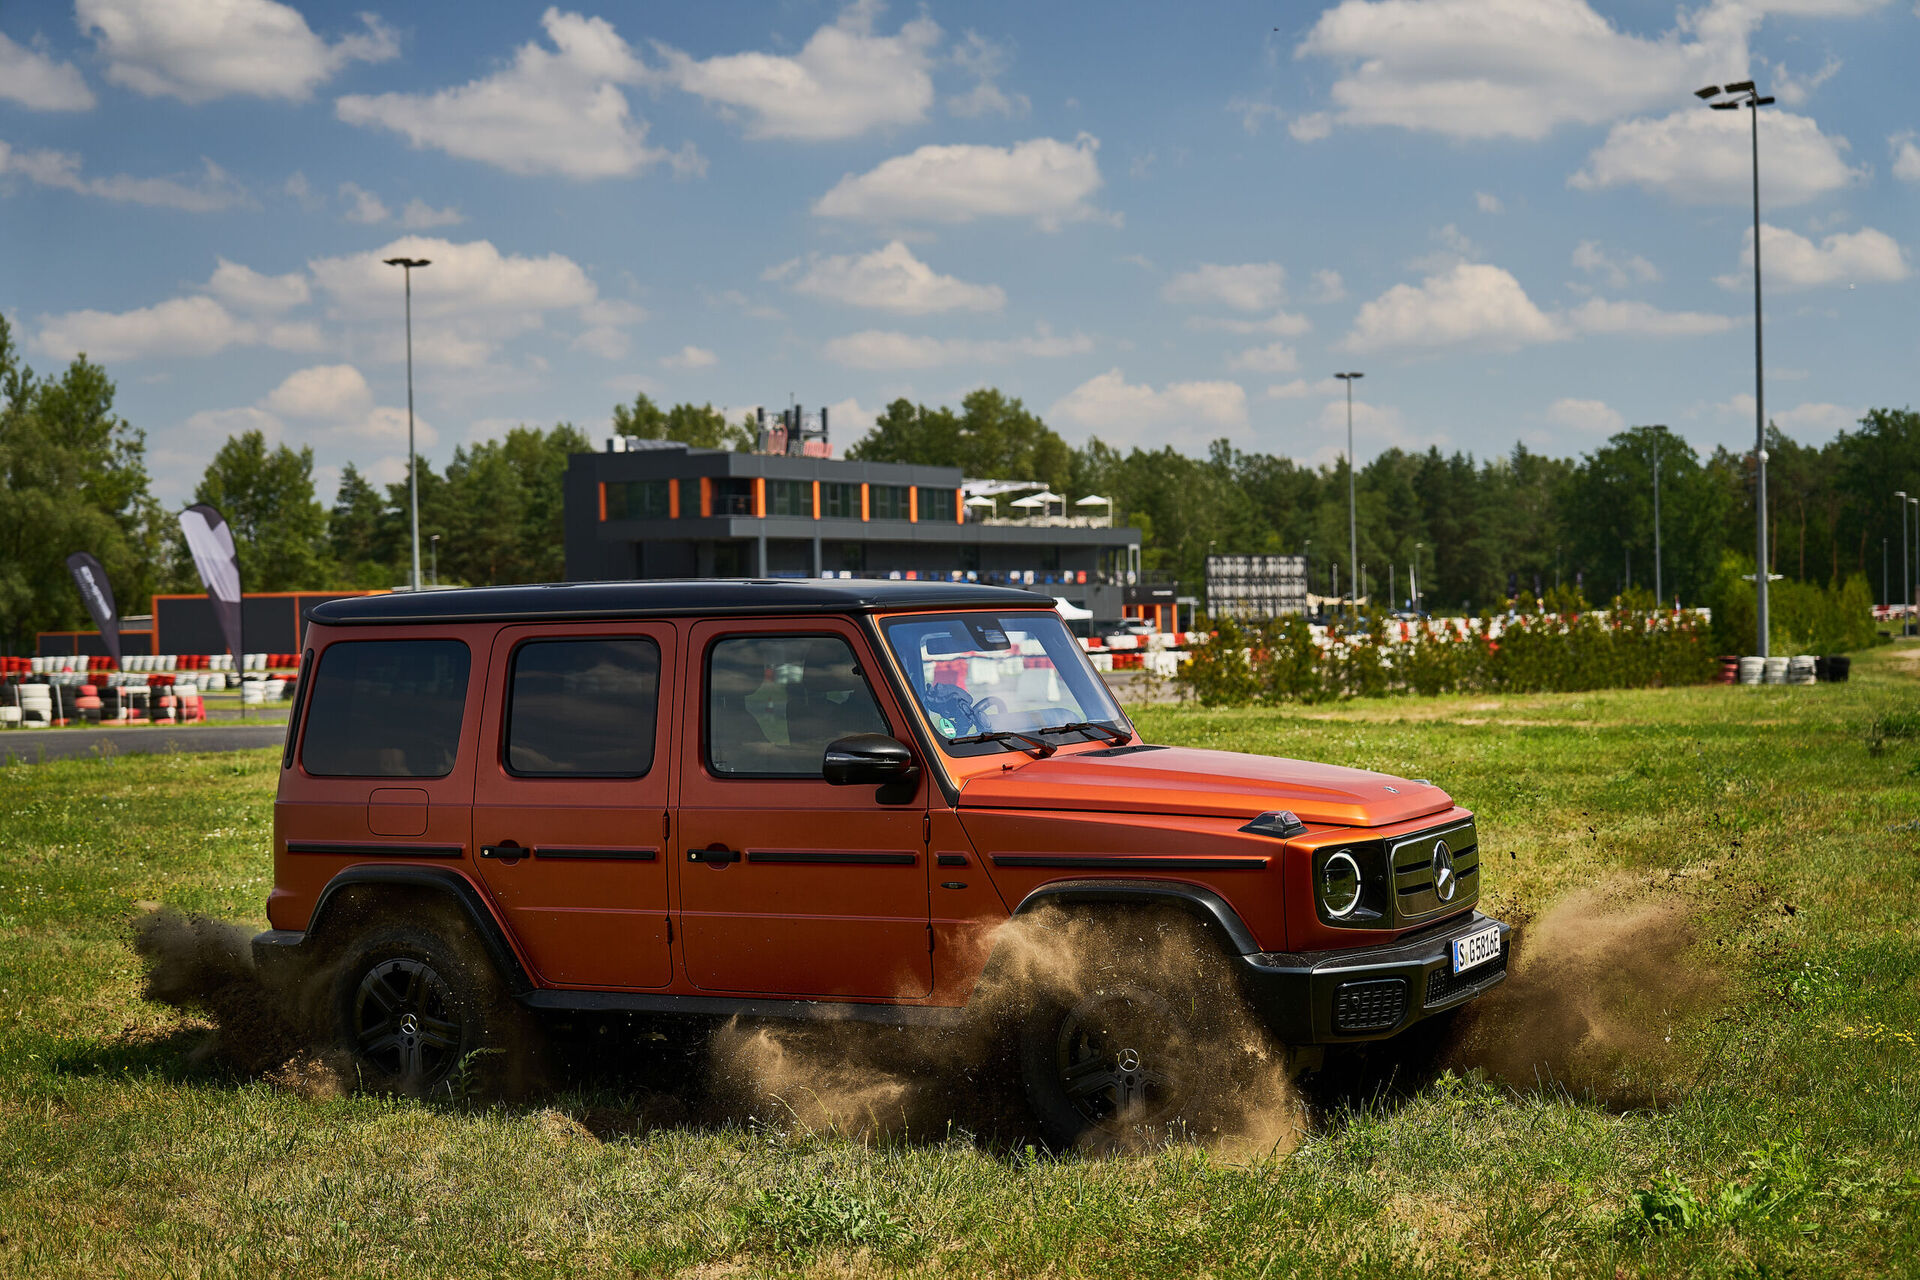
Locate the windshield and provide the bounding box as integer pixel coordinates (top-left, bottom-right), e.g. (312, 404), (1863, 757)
(880, 611), (1128, 753)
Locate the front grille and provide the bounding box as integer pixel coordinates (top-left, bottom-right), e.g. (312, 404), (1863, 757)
(1333, 978), (1408, 1033)
(1391, 821), (1479, 922)
(1423, 948), (1509, 1007)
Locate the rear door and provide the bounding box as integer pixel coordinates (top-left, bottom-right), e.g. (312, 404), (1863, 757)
(470, 622), (677, 988)
(675, 617), (931, 999)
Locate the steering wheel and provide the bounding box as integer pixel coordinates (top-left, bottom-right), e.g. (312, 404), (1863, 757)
(924, 683), (1005, 735)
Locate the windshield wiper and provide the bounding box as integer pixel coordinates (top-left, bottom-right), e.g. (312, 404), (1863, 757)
(949, 729), (1057, 758)
(1037, 720), (1132, 746)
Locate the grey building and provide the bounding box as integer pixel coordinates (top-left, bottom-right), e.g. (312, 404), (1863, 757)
(562, 441), (1146, 619)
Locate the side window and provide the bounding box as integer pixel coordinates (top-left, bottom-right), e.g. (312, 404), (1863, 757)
(505, 638), (660, 777)
(707, 635), (889, 777)
(302, 639), (470, 778)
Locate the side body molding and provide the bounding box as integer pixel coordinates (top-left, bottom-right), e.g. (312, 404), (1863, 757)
(1008, 878), (1262, 956)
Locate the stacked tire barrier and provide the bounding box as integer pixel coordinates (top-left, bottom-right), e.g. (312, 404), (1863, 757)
(1730, 654), (1846, 686)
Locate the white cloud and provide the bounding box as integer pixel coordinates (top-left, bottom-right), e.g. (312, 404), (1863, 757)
(1771, 53), (1842, 106)
(1305, 397), (1422, 465)
(34, 295), (252, 362)
(1566, 297), (1736, 336)
(813, 134), (1107, 229)
(572, 326), (630, 360)
(0, 30), (96, 109)
(1294, 0), (1738, 141)
(205, 258), (309, 313)
(0, 143), (248, 211)
(336, 9), (667, 180)
(1162, 262), (1287, 312)
(581, 299), (648, 327)
(401, 199), (464, 229)
(822, 397), (877, 444)
(1720, 393), (1859, 437)
(772, 240), (1004, 314)
(822, 326), (1092, 369)
(1229, 96), (1285, 135)
(1571, 108), (1862, 205)
(1546, 397), (1625, 436)
(1049, 368), (1248, 449)
(1185, 310), (1312, 337)
(1571, 239), (1662, 288)
(948, 31), (1030, 119)
(339, 181), (389, 225)
(1226, 341), (1299, 373)
(264, 364), (373, 419)
(308, 236), (598, 367)
(1308, 270), (1346, 304)
(1344, 263), (1561, 352)
(180, 405), (285, 447)
(658, 1), (939, 140)
(1715, 223), (1910, 289)
(661, 345), (717, 370)
(1475, 191), (1505, 214)
(77, 0), (395, 103)
(1891, 132), (1920, 182)
(1288, 112), (1333, 142)
(1267, 377), (1343, 399)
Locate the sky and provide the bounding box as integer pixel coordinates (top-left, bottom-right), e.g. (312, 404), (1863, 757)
(1, 0), (1916, 505)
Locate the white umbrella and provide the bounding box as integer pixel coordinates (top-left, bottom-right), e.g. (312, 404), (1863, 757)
(1075, 494), (1111, 506)
(1010, 494), (1047, 508)
(964, 495), (997, 507)
(1031, 491), (1064, 503)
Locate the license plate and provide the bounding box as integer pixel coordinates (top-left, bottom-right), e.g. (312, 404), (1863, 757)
(1452, 925), (1502, 974)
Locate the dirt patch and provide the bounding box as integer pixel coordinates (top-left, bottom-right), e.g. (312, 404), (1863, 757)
(1447, 881), (1724, 1105)
(129, 904), (346, 1098)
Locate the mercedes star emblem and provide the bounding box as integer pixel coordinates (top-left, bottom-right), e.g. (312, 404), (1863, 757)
(1432, 839), (1457, 901)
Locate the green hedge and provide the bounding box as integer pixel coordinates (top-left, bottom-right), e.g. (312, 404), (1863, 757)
(1177, 606), (1720, 707)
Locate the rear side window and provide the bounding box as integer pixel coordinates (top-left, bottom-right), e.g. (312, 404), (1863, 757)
(707, 635), (888, 777)
(506, 638), (660, 777)
(301, 639), (470, 777)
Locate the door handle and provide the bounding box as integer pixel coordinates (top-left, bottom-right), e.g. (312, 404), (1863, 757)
(480, 844), (527, 861)
(687, 844), (740, 866)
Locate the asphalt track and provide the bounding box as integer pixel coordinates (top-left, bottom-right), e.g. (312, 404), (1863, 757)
(0, 724), (284, 765)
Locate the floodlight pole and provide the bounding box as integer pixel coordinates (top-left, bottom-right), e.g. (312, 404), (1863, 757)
(1336, 372), (1364, 620)
(1698, 81), (1774, 654)
(1642, 424), (1667, 608)
(384, 256), (431, 592)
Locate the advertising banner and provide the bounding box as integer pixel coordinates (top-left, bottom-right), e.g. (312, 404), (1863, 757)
(178, 503), (244, 660)
(64, 551), (122, 668)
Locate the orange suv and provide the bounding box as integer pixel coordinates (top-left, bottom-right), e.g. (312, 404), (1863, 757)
(255, 580), (1508, 1143)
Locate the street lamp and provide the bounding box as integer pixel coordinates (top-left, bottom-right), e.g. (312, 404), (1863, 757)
(1910, 495), (1919, 634)
(383, 255), (431, 591)
(1697, 79), (1775, 655)
(1414, 540), (1426, 616)
(1897, 492), (1908, 634)
(430, 533), (440, 588)
(1640, 424), (1668, 608)
(1335, 372), (1364, 621)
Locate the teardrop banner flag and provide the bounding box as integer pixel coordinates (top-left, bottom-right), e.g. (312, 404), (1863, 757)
(64, 552), (123, 668)
(178, 504), (244, 662)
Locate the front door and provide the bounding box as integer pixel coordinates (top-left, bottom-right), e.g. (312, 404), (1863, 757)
(676, 618), (931, 999)
(471, 622), (677, 989)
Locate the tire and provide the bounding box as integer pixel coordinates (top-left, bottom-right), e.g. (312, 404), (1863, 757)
(331, 918), (541, 1099)
(1011, 913), (1281, 1151)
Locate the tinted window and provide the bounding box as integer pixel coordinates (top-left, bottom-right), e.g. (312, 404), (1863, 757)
(707, 635), (889, 777)
(822, 482), (859, 518)
(768, 479), (811, 516)
(506, 638), (660, 776)
(917, 487), (956, 522)
(607, 479), (671, 520)
(302, 640), (470, 777)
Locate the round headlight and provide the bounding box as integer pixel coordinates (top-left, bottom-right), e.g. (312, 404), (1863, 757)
(1321, 850), (1362, 918)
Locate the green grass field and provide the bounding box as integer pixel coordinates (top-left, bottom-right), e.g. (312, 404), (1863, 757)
(2, 649), (1917, 1277)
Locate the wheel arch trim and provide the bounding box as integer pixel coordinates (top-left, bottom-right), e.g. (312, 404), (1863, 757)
(307, 864), (534, 995)
(1007, 877), (1262, 955)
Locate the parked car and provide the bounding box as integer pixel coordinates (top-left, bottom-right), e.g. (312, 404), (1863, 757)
(256, 580), (1508, 1145)
(1093, 618), (1157, 641)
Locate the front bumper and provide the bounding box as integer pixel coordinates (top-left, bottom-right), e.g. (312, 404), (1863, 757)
(1235, 910), (1511, 1044)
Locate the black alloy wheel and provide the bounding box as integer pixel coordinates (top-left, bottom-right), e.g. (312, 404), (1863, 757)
(1052, 987), (1185, 1129)
(350, 956), (464, 1093)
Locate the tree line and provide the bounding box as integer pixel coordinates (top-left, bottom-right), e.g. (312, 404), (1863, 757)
(2, 307), (1910, 652)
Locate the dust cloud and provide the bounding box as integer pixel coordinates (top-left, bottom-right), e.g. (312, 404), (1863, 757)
(1446, 882), (1724, 1105)
(708, 907), (1308, 1158)
(130, 903), (346, 1097)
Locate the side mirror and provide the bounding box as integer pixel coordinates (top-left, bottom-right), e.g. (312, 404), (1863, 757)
(823, 733), (920, 786)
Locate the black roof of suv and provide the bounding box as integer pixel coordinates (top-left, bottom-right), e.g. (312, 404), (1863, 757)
(305, 579), (1053, 627)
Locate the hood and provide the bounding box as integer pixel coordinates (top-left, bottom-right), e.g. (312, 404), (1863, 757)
(956, 745), (1452, 829)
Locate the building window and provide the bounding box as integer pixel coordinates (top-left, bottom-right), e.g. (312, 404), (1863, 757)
(869, 484), (911, 521)
(916, 487), (956, 523)
(605, 479), (671, 520)
(712, 478), (755, 516)
(821, 482), (860, 519)
(767, 479), (812, 517)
